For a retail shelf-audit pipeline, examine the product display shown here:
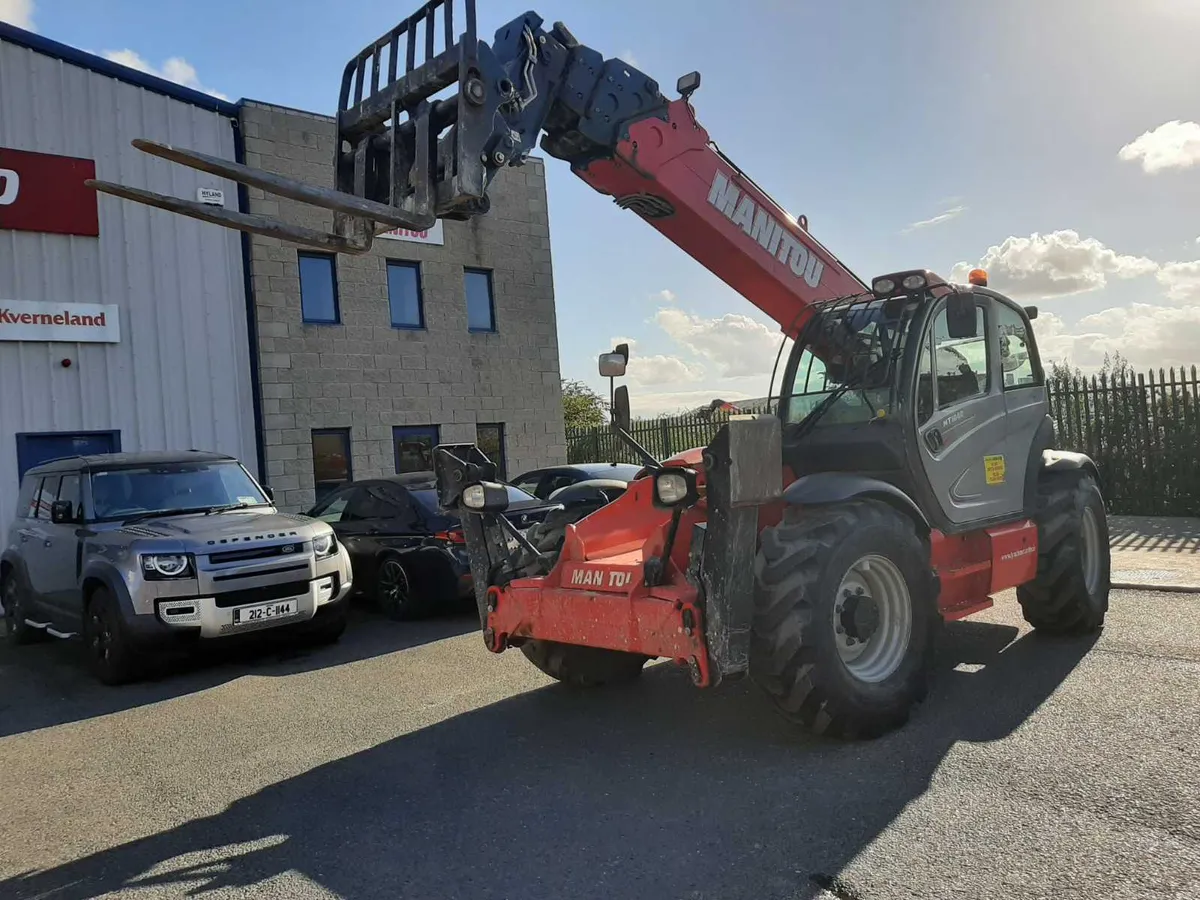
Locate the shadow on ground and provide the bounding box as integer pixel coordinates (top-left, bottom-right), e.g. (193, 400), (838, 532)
(0, 603), (479, 739)
(1109, 516), (1200, 552)
(0, 620), (1098, 900)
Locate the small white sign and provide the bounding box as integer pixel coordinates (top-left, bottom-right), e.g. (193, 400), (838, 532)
(377, 219), (445, 246)
(197, 187), (225, 206)
(0, 300), (121, 343)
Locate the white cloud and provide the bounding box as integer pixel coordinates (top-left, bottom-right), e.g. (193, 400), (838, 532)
(0, 0), (34, 30)
(654, 307), (786, 377)
(1046, 304), (1200, 372)
(626, 354), (705, 386)
(949, 230), (1158, 299)
(618, 49), (639, 68)
(1118, 120), (1200, 174)
(1157, 260), (1200, 303)
(102, 49), (229, 100)
(904, 205), (966, 233)
(656, 289), (677, 304)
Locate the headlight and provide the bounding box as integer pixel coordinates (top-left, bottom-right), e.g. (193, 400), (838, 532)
(901, 273), (927, 290)
(460, 481), (509, 513)
(653, 468), (699, 508)
(656, 472), (689, 505)
(313, 532), (337, 559)
(141, 554), (193, 579)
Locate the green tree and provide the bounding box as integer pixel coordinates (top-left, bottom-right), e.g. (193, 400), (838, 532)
(561, 379), (608, 431)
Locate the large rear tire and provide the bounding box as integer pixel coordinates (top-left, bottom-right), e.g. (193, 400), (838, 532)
(515, 503), (648, 687)
(1017, 470), (1109, 635)
(751, 499), (940, 739)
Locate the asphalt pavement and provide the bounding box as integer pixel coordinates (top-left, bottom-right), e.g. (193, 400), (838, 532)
(1, 591), (1198, 900)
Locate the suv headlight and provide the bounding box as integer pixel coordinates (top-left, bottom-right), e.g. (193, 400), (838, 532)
(141, 554), (193, 579)
(313, 532), (337, 559)
(653, 468), (699, 508)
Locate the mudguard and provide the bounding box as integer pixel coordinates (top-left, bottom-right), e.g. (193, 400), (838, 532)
(79, 560), (137, 616)
(782, 472), (930, 533)
(1041, 449), (1102, 487)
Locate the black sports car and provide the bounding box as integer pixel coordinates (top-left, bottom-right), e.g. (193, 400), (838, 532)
(510, 462), (646, 501)
(305, 472), (557, 619)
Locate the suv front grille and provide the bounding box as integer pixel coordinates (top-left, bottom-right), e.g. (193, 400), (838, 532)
(209, 543), (304, 565)
(213, 579), (311, 609)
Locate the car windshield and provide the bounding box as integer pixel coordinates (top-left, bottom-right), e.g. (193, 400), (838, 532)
(90, 462), (269, 521)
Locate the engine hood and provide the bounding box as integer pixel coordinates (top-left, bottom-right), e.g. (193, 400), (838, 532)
(117, 509), (322, 546)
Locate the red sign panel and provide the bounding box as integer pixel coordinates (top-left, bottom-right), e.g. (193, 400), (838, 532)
(0, 147), (99, 237)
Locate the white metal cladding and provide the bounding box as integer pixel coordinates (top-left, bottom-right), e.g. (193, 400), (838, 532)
(0, 39), (258, 528)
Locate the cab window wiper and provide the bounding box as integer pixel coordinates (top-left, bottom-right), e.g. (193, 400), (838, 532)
(202, 502), (257, 515)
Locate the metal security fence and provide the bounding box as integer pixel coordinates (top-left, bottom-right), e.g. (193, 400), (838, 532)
(565, 367), (1200, 516)
(1048, 367), (1200, 516)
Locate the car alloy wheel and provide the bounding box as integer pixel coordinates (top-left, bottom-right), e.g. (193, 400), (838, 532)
(376, 557), (412, 617)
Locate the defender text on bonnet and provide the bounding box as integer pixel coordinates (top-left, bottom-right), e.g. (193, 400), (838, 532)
(1, 451), (353, 684)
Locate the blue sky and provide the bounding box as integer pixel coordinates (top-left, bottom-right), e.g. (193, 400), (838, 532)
(6, 0), (1200, 413)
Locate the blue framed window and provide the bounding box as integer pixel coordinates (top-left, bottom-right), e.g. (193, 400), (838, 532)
(393, 425), (440, 474)
(15, 430), (121, 479)
(387, 260), (425, 329)
(476, 423), (506, 480)
(464, 268), (496, 333)
(299, 252), (340, 324)
(311, 428), (352, 502)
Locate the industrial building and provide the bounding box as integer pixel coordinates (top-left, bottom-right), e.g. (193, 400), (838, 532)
(0, 22), (564, 524)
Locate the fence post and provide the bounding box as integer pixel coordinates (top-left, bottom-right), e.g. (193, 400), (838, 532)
(661, 419), (673, 459)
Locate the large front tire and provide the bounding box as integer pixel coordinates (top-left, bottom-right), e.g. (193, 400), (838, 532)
(515, 503), (648, 687)
(1017, 470), (1109, 635)
(751, 499), (939, 739)
(83, 587), (141, 686)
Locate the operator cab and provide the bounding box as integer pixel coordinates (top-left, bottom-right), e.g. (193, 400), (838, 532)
(775, 267), (1050, 534)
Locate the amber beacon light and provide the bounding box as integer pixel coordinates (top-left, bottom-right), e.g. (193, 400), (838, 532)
(968, 268), (988, 287)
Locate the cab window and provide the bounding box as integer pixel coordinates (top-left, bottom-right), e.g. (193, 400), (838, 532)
(931, 305), (989, 409)
(995, 304), (1040, 389)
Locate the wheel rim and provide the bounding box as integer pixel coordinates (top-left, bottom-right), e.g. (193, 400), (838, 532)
(378, 559), (410, 611)
(89, 609), (112, 663)
(833, 554), (913, 684)
(1080, 506), (1102, 596)
(2, 580), (17, 637)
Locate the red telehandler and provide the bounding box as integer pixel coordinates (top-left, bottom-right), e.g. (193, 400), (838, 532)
(89, 0), (1111, 738)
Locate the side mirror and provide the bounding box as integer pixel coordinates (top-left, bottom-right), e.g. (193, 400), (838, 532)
(598, 352), (627, 378)
(261, 485), (275, 503)
(613, 385), (632, 433)
(1024, 305), (1038, 321)
(946, 292), (978, 339)
(50, 500), (74, 524)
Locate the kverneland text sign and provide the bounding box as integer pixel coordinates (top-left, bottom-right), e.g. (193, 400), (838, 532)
(0, 301), (120, 343)
(0, 147), (100, 237)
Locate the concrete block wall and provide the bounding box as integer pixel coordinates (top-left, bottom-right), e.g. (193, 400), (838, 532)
(239, 100), (565, 511)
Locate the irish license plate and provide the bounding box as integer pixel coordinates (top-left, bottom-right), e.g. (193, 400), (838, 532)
(233, 598), (298, 625)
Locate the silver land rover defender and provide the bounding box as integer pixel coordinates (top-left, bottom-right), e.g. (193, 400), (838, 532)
(1, 450), (353, 684)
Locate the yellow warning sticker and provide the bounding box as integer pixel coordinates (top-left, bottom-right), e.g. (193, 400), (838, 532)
(985, 455), (1006, 485)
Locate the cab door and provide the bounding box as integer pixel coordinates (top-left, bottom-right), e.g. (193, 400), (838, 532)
(914, 295), (1025, 527)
